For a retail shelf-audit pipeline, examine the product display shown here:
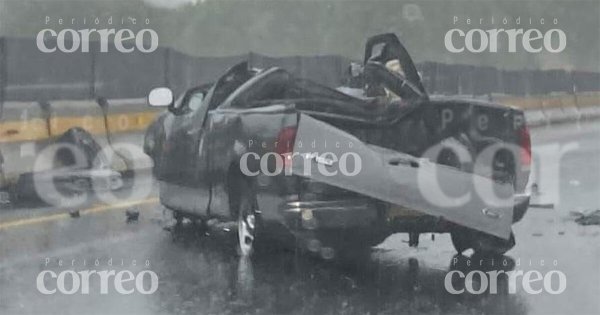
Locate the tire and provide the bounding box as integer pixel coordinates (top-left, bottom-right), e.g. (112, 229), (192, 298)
(451, 228), (515, 256)
(233, 179), (259, 257)
(439, 136), (517, 256)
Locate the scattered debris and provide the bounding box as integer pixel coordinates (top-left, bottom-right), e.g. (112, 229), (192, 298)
(149, 217), (163, 225)
(0, 191), (10, 205)
(568, 179), (581, 187)
(569, 210), (584, 218)
(529, 203), (555, 209)
(528, 183), (555, 209)
(69, 210), (80, 218)
(531, 183), (540, 195)
(125, 209), (140, 222)
(408, 232), (419, 247)
(11, 127), (122, 206)
(55, 127), (108, 168)
(573, 209), (600, 226)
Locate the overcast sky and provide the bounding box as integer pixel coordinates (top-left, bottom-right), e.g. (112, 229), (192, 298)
(0, 0), (598, 71)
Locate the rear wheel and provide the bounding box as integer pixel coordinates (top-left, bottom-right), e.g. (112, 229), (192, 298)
(232, 179), (259, 257)
(438, 136), (517, 256)
(237, 197), (256, 256)
(451, 228), (515, 256)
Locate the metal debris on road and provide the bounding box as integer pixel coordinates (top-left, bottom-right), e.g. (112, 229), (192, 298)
(529, 203), (555, 209)
(531, 183), (540, 195)
(126, 209), (140, 222)
(572, 209), (600, 226)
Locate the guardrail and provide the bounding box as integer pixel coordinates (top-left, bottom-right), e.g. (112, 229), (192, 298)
(493, 92), (600, 126)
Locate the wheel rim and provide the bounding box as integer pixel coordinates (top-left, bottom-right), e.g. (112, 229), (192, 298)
(238, 206), (255, 256)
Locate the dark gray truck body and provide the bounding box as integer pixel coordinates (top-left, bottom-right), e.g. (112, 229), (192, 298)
(144, 34), (531, 254)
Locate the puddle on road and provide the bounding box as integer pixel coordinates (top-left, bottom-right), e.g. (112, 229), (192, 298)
(147, 223), (529, 315)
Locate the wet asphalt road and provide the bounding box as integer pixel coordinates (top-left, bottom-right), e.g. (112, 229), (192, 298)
(0, 121), (598, 315)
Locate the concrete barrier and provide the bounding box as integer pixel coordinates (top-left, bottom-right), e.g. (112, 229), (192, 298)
(579, 104), (600, 120)
(493, 96), (542, 110)
(493, 92), (600, 127)
(0, 101), (51, 184)
(102, 98), (158, 135)
(0, 98), (153, 185)
(576, 92), (600, 107)
(0, 101), (49, 143)
(48, 100), (107, 137)
(561, 105), (581, 122)
(541, 106), (568, 124)
(523, 109), (548, 127)
(99, 98), (155, 172)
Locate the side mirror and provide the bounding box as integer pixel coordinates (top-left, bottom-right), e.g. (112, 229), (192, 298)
(148, 87), (173, 107)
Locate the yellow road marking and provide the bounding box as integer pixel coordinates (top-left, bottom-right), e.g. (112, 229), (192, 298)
(0, 197), (159, 230)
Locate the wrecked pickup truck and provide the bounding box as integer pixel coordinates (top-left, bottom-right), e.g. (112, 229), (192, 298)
(144, 33), (531, 258)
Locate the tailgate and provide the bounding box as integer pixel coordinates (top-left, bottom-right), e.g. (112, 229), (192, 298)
(290, 114), (514, 239)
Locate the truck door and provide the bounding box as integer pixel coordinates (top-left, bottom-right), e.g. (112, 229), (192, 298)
(158, 88), (211, 215)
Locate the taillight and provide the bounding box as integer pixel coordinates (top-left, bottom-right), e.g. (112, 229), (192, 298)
(276, 126), (297, 167)
(275, 126), (297, 155)
(519, 125), (531, 168)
